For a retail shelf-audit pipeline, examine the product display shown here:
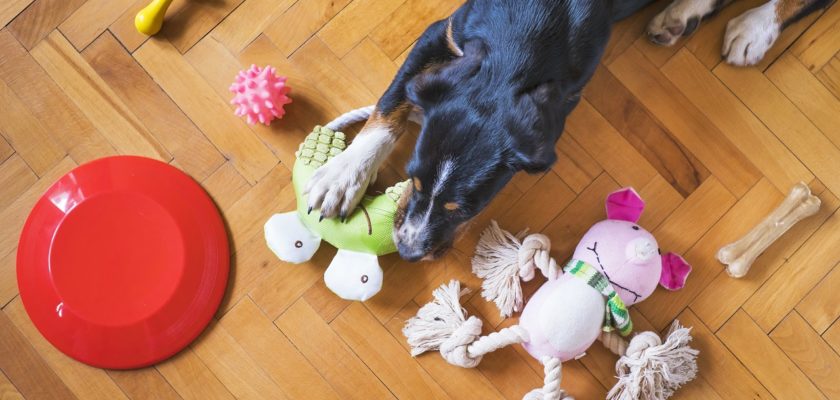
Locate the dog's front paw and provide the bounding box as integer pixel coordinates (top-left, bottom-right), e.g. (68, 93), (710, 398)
(647, 0), (717, 46)
(305, 151), (375, 220)
(723, 4), (780, 66)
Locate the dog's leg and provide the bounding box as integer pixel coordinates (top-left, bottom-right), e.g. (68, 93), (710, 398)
(648, 0), (735, 46)
(723, 0), (833, 66)
(306, 20), (455, 219)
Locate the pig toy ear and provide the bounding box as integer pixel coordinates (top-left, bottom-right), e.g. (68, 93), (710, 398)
(606, 188), (645, 223)
(660, 253), (691, 290)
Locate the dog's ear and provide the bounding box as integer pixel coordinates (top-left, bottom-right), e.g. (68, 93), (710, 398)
(406, 41), (486, 108)
(507, 81), (565, 173)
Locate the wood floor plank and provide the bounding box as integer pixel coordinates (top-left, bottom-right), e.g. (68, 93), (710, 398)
(825, 319), (840, 354)
(108, 368), (183, 400)
(223, 164), (292, 252)
(249, 244), (336, 320)
(7, 0), (87, 49)
(162, 0), (245, 53)
(766, 54), (840, 150)
(565, 99), (658, 189)
(209, 0), (295, 53)
(797, 262), (840, 334)
(0, 0), (34, 30)
(276, 298), (395, 400)
(678, 309), (772, 399)
(30, 31), (171, 161)
(341, 38), (400, 97)
(156, 347), (235, 400)
(551, 134), (602, 195)
(691, 182), (838, 331)
(718, 310), (825, 399)
(220, 297), (341, 400)
(108, 0), (154, 52)
(263, 0), (353, 57)
(57, 0), (135, 50)
(0, 30), (114, 164)
(201, 162), (251, 212)
(794, 17), (840, 71)
(134, 37), (278, 184)
(0, 369), (25, 400)
(363, 257), (446, 324)
(636, 173), (684, 231)
(662, 49), (813, 193)
(319, 0), (406, 58)
(742, 203), (840, 333)
(584, 65), (709, 198)
(4, 299), (129, 399)
(636, 177), (736, 330)
(0, 309), (77, 400)
(495, 170), (576, 235)
(609, 47), (760, 197)
(191, 321), (289, 399)
(715, 61), (840, 198)
(332, 302), (451, 399)
(0, 79), (66, 176)
(289, 36), (377, 112)
(368, 0), (459, 59)
(771, 311), (840, 399)
(0, 136), (11, 163)
(82, 32), (225, 182)
(816, 54), (840, 99)
(0, 154), (37, 212)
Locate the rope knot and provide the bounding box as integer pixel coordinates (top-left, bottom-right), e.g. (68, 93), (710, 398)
(519, 234), (558, 281)
(625, 332), (662, 359)
(440, 316), (484, 368)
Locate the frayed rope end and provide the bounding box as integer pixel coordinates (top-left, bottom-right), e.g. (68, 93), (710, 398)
(608, 320), (699, 400)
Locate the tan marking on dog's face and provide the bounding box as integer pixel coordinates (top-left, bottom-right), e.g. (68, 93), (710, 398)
(444, 202), (459, 211)
(413, 177), (422, 192)
(446, 18), (464, 57)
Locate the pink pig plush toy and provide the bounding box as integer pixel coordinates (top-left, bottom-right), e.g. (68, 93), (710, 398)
(404, 188), (697, 400)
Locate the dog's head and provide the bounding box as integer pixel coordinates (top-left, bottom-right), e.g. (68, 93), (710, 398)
(394, 41), (584, 261)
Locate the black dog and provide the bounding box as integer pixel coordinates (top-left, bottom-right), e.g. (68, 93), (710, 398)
(304, 0), (830, 261)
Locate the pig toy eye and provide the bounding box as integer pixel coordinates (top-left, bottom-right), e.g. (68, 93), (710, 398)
(632, 225), (640, 231)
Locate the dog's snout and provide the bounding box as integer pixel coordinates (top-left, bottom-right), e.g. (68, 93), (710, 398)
(395, 221), (428, 262)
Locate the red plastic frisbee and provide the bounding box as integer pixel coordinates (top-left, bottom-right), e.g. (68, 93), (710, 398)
(17, 156), (229, 369)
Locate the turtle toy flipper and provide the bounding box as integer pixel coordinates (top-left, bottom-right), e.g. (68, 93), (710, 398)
(264, 107), (415, 301)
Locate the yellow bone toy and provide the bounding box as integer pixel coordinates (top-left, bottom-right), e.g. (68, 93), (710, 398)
(135, 0), (173, 36)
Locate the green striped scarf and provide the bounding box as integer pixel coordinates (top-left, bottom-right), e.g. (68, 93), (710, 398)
(563, 259), (633, 337)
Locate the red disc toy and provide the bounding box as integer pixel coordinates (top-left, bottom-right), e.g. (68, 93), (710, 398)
(17, 156), (229, 369)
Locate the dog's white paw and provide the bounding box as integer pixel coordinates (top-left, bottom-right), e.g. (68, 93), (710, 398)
(648, 0), (718, 46)
(723, 3), (780, 66)
(305, 150), (375, 220)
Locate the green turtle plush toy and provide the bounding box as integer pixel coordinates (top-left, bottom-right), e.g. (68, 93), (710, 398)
(264, 106), (411, 301)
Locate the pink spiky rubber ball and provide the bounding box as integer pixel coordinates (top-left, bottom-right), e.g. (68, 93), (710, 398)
(229, 65), (292, 125)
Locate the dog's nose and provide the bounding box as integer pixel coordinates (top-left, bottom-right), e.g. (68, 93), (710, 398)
(397, 241), (426, 262)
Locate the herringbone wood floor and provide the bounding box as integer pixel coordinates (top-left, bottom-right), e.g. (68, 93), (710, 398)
(2, 0), (840, 398)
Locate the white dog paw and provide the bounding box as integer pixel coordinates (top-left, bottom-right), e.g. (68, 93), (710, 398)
(648, 0), (718, 46)
(305, 150), (375, 220)
(723, 3), (780, 66)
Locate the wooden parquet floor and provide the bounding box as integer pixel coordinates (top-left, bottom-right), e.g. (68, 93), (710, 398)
(2, 0), (840, 398)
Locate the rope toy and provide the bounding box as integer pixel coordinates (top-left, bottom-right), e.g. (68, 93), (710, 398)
(264, 106), (420, 301)
(404, 188), (699, 400)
